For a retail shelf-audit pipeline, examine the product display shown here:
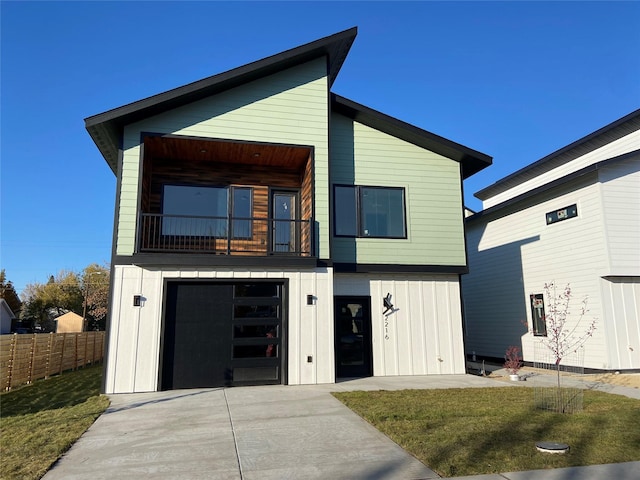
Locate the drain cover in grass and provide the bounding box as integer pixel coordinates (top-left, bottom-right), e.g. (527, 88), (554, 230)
(536, 441), (570, 454)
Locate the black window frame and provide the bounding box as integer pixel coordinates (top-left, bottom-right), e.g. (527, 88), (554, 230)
(530, 293), (547, 337)
(546, 204), (578, 225)
(333, 184), (407, 239)
(161, 184), (253, 239)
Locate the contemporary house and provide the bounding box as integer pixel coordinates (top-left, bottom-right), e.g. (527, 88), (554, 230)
(86, 27), (492, 394)
(463, 109), (640, 371)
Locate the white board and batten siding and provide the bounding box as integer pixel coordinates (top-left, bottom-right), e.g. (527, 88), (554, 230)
(104, 265), (335, 394)
(464, 178), (611, 369)
(330, 113), (466, 266)
(483, 129), (640, 209)
(334, 274), (466, 376)
(116, 57), (331, 258)
(600, 277), (640, 370)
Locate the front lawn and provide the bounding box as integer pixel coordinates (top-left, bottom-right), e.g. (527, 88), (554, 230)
(0, 365), (109, 480)
(333, 387), (640, 477)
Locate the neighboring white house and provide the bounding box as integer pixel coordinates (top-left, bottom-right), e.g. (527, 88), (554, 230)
(85, 28), (492, 394)
(0, 299), (16, 334)
(463, 109), (640, 371)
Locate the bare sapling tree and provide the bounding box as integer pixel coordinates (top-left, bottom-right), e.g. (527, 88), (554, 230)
(535, 282), (596, 412)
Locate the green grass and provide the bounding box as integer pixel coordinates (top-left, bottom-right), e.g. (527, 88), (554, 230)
(0, 365), (110, 480)
(333, 387), (640, 478)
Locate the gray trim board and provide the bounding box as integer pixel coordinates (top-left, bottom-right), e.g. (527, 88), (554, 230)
(101, 146), (125, 394)
(332, 263), (468, 274)
(113, 254), (319, 269)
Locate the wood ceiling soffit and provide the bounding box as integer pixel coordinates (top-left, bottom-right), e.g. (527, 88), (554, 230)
(144, 137), (310, 170)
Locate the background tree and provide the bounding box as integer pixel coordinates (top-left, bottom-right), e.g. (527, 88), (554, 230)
(0, 269), (22, 316)
(18, 264), (111, 332)
(21, 270), (83, 331)
(81, 264), (110, 330)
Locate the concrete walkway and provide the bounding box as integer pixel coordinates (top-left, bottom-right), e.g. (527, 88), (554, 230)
(43, 374), (639, 480)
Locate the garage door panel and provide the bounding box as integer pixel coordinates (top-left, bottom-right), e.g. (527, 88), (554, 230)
(162, 281), (284, 390)
(163, 284), (233, 389)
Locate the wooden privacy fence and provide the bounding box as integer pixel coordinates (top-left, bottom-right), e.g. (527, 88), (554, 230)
(0, 332), (105, 391)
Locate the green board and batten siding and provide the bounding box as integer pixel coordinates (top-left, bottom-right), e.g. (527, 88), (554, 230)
(115, 58), (330, 258)
(330, 113), (466, 266)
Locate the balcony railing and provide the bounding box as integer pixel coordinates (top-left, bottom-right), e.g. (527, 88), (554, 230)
(138, 213), (313, 256)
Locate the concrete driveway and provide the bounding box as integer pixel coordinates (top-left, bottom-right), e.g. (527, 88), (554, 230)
(42, 374), (640, 479)
(44, 375), (508, 480)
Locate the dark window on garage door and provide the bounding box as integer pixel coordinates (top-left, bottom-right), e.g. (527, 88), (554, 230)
(161, 281), (285, 390)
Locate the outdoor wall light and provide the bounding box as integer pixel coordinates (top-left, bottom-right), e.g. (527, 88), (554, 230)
(306, 294), (315, 306)
(133, 295), (143, 307)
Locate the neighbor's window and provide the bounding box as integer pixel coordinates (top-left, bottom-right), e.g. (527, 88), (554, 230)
(530, 293), (547, 336)
(162, 185), (252, 238)
(546, 204), (578, 225)
(334, 185), (406, 238)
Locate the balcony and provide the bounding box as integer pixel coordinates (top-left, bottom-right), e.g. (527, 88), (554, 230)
(135, 134), (315, 262)
(139, 213), (313, 256)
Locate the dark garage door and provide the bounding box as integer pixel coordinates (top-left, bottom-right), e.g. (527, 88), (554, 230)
(161, 281), (284, 390)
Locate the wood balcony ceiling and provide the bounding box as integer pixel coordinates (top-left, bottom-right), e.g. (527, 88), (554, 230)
(144, 136), (311, 170)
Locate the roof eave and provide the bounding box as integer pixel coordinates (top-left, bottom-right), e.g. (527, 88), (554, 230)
(475, 107), (640, 201)
(331, 94), (492, 178)
(86, 27), (358, 170)
(468, 149), (640, 223)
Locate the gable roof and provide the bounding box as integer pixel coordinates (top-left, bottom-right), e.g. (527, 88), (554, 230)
(475, 108), (640, 201)
(86, 27), (491, 179)
(86, 27), (358, 172)
(332, 94), (492, 179)
(55, 311), (84, 321)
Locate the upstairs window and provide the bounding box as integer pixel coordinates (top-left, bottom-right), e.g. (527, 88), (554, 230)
(162, 185), (252, 238)
(334, 185), (406, 238)
(231, 187), (252, 238)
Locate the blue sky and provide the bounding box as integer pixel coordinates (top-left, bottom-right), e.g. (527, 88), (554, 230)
(1, 1), (639, 295)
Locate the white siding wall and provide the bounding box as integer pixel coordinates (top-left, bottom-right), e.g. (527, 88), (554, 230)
(0, 300), (14, 335)
(464, 178), (611, 369)
(330, 113), (466, 266)
(116, 58), (330, 257)
(333, 274), (466, 375)
(483, 130), (640, 209)
(600, 277), (640, 370)
(599, 156), (640, 276)
(104, 265), (334, 394)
